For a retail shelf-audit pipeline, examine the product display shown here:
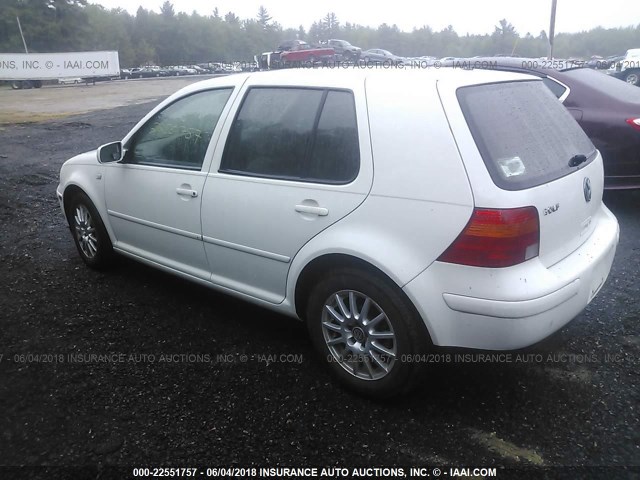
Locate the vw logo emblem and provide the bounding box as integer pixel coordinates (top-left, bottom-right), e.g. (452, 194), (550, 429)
(352, 327), (366, 343)
(583, 177), (592, 203)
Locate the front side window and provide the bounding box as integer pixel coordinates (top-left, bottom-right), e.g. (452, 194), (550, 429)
(126, 88), (232, 170)
(221, 87), (360, 184)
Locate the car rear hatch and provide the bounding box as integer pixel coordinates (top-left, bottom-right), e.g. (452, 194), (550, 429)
(442, 78), (603, 268)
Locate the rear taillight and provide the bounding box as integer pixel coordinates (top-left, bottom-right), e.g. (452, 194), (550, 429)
(626, 118), (640, 131)
(438, 207), (540, 268)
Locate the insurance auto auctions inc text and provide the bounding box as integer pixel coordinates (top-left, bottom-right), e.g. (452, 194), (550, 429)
(216, 466), (498, 477)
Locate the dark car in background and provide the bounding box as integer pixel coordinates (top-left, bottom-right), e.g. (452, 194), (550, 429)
(276, 39), (307, 52)
(586, 55), (623, 70)
(463, 58), (640, 190)
(361, 49), (404, 64)
(328, 39), (362, 61)
(129, 67), (170, 78)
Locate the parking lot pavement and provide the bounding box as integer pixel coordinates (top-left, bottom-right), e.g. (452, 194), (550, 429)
(0, 101), (638, 472)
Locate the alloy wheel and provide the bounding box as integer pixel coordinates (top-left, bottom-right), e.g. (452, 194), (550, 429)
(73, 204), (98, 259)
(321, 290), (397, 380)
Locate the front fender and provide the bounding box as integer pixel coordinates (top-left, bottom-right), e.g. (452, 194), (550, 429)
(59, 158), (114, 244)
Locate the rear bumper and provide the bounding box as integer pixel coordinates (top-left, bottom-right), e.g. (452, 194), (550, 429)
(403, 204), (619, 350)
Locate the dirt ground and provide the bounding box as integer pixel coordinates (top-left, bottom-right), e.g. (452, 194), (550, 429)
(0, 82), (638, 477)
(0, 76), (214, 124)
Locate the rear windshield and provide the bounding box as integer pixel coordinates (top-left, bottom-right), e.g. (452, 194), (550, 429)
(457, 80), (596, 191)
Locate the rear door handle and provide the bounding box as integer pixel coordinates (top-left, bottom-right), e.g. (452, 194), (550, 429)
(295, 204), (328, 216)
(176, 188), (198, 198)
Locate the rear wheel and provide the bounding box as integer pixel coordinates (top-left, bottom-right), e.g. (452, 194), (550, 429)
(306, 268), (431, 398)
(66, 191), (114, 269)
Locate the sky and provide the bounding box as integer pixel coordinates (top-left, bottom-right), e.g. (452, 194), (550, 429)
(89, 0), (640, 35)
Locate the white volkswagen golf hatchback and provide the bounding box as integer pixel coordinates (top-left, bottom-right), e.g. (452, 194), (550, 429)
(58, 68), (619, 397)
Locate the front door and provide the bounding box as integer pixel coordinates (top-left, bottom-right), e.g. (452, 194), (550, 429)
(104, 88), (233, 280)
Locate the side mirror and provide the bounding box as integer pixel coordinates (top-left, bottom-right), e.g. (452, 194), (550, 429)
(97, 141), (123, 163)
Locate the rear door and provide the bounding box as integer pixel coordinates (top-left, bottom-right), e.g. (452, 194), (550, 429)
(441, 78), (603, 267)
(199, 82), (373, 303)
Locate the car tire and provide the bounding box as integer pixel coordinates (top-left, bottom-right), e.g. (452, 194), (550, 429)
(306, 267), (431, 398)
(66, 191), (114, 270)
(625, 71), (639, 86)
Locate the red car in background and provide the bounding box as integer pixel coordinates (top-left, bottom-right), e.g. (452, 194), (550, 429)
(278, 40), (335, 65)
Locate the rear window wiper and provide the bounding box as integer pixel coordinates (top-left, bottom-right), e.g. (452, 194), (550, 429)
(568, 154), (587, 167)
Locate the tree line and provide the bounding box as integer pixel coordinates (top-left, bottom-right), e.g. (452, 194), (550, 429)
(1, 0), (639, 67)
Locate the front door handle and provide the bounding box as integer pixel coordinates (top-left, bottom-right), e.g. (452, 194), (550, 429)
(176, 187), (198, 198)
(295, 204), (328, 216)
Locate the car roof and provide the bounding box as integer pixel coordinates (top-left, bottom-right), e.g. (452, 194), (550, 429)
(173, 67), (539, 98)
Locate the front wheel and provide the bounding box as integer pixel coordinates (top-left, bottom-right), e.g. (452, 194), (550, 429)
(306, 268), (431, 398)
(625, 71), (639, 86)
(66, 192), (114, 269)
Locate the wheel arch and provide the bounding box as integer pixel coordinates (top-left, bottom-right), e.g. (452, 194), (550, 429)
(293, 253), (433, 342)
(294, 254), (387, 321)
(61, 179), (115, 245)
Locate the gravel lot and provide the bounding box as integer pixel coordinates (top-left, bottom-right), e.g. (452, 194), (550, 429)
(0, 76), (214, 124)
(0, 81), (638, 476)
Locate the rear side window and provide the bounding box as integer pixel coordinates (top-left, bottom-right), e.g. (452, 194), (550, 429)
(542, 77), (567, 100)
(220, 87), (360, 183)
(457, 81), (596, 190)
